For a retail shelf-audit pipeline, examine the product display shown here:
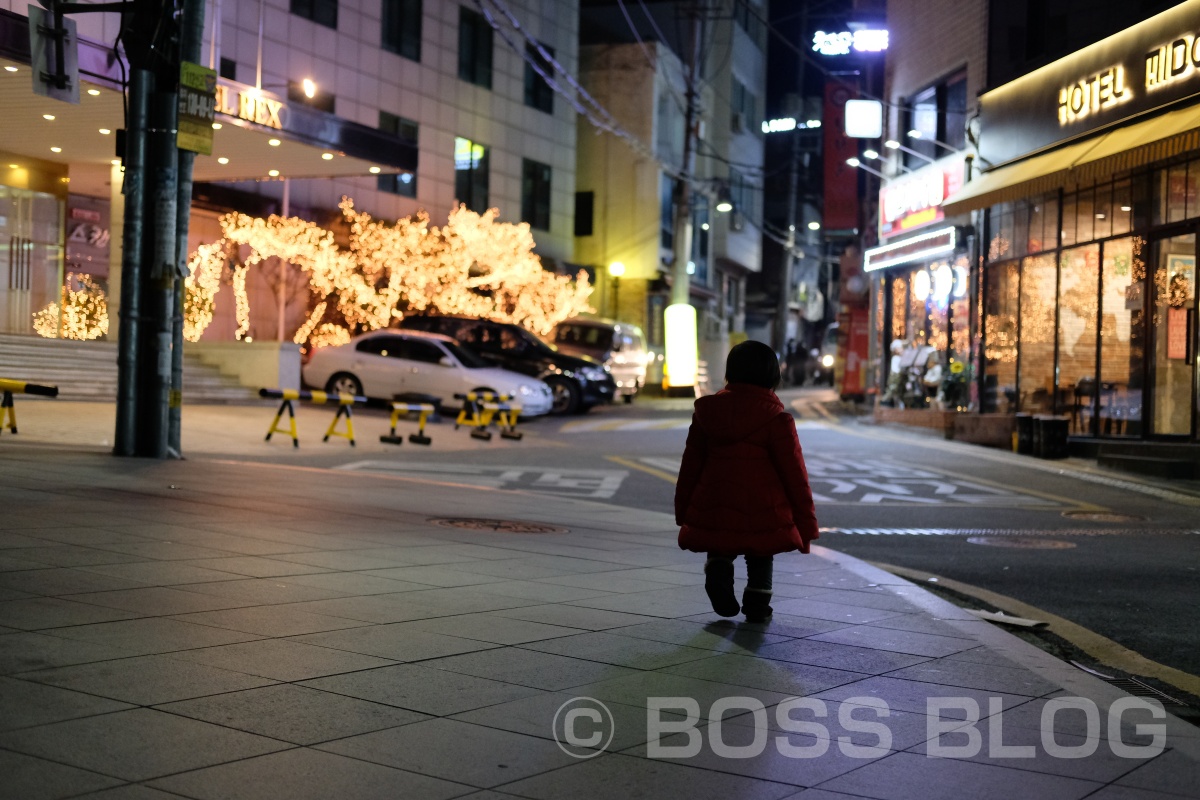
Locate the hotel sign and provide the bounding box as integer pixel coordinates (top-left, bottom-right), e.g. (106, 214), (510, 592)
(979, 1), (1200, 165)
(214, 79), (286, 131)
(879, 156), (966, 238)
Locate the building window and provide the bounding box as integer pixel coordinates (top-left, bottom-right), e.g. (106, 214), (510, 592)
(288, 81), (335, 114)
(525, 42), (554, 114)
(903, 71), (967, 167)
(454, 136), (489, 212)
(218, 57), (236, 81)
(290, 0), (337, 29)
(522, 159), (551, 231)
(733, 1), (766, 49)
(575, 191), (594, 237)
(731, 77), (757, 135)
(382, 0), (421, 62)
(378, 112), (418, 197)
(660, 175), (674, 249)
(458, 7), (493, 89)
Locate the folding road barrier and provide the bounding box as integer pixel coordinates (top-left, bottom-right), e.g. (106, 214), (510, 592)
(0, 378), (59, 435)
(453, 391), (523, 441)
(259, 388), (365, 448)
(380, 401), (436, 446)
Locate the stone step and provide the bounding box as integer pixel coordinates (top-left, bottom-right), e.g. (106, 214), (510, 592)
(1097, 454), (1198, 480)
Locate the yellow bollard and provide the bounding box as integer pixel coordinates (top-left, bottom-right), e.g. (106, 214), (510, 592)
(1, 390), (16, 434)
(265, 398), (299, 448)
(322, 393), (358, 446)
(381, 402), (435, 445)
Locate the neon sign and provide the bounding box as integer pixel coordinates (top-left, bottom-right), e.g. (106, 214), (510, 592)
(812, 29), (889, 56)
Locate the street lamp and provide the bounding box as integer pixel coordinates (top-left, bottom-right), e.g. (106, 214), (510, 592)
(884, 138), (936, 165)
(608, 261), (625, 319)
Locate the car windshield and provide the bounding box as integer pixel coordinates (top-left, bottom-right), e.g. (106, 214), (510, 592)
(553, 324), (613, 352)
(439, 339), (490, 368)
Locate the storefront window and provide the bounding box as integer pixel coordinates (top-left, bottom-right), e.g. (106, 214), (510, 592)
(1112, 180), (1132, 237)
(949, 256), (970, 362)
(1154, 163), (1189, 225)
(989, 203), (1013, 260)
(1058, 245), (1099, 430)
(983, 260), (1018, 412)
(890, 274), (908, 340)
(1092, 183), (1112, 241)
(1150, 233), (1195, 436)
(1075, 189), (1095, 245)
(1099, 237), (1144, 437)
(1061, 192), (1077, 247)
(1018, 253), (1057, 413)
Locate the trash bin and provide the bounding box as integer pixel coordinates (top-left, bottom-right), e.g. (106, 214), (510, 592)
(1033, 415), (1069, 459)
(1014, 413), (1034, 455)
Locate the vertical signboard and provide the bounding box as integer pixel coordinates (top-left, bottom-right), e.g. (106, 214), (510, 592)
(823, 83), (859, 231)
(178, 61), (217, 155)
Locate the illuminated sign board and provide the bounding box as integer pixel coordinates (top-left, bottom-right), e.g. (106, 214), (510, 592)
(979, 2), (1200, 165)
(864, 226), (957, 272)
(215, 80), (286, 130)
(879, 157), (966, 237)
(760, 117), (823, 134)
(812, 29), (889, 56)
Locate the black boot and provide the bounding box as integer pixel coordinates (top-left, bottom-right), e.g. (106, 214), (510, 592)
(742, 588), (773, 623)
(704, 559), (740, 617)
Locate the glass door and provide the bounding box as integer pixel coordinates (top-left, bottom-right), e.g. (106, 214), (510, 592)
(0, 186), (64, 335)
(1148, 233), (1196, 437)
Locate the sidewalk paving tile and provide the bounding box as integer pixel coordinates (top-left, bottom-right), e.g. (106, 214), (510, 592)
(317, 717), (580, 788)
(0, 567), (155, 597)
(166, 638), (397, 681)
(0, 707), (290, 782)
(806, 625), (977, 658)
(43, 617), (264, 656)
(423, 647), (640, 691)
(491, 603), (660, 630)
(156, 684), (428, 745)
(0, 546), (148, 568)
(76, 562), (249, 586)
(179, 577), (356, 604)
(17, 653), (277, 705)
(803, 589), (927, 613)
(1114, 748), (1200, 795)
(520, 631), (720, 670)
(867, 613), (975, 639)
(67, 786), (188, 799)
(300, 663), (544, 716)
(81, 541), (250, 561)
(65, 586), (258, 615)
(661, 653), (867, 697)
(0, 631), (133, 673)
(0, 597), (139, 630)
(495, 751), (799, 800)
(1083, 787), (1200, 800)
(169, 605), (369, 636)
(752, 639), (932, 675)
(148, 747), (471, 800)
(815, 750), (1102, 800)
(770, 599), (902, 626)
(0, 675), (132, 730)
(884, 657), (1062, 697)
(608, 619), (801, 653)
(390, 613), (583, 645)
(358, 565), (508, 587)
(0, 749), (124, 800)
(291, 623), (502, 661)
(257, 571), (437, 596)
(813, 676), (1034, 718)
(563, 591), (715, 619)
(570, 670), (794, 711)
(465, 579), (615, 603)
(173, 556), (336, 579)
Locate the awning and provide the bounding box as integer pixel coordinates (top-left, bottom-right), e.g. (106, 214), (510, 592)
(943, 103), (1200, 215)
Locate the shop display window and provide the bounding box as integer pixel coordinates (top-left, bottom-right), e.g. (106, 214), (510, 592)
(1099, 237), (1144, 437)
(1092, 183), (1112, 241)
(1018, 253), (1057, 413)
(1153, 163), (1189, 225)
(983, 260), (1019, 412)
(1058, 245), (1100, 430)
(1074, 189), (1095, 245)
(1061, 192), (1078, 247)
(1111, 180), (1133, 238)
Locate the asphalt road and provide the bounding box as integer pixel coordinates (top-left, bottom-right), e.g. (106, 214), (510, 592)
(269, 387), (1200, 687)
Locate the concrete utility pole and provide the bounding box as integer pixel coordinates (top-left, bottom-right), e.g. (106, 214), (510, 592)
(663, 1), (703, 391)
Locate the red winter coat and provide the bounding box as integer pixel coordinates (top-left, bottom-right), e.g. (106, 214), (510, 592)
(675, 384), (819, 557)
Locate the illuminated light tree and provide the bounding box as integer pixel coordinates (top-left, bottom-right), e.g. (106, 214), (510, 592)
(33, 274), (109, 340)
(184, 241), (226, 342)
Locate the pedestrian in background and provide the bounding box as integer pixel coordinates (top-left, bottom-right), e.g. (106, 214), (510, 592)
(675, 340), (820, 623)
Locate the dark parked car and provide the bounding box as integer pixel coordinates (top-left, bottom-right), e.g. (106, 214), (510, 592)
(398, 315), (616, 414)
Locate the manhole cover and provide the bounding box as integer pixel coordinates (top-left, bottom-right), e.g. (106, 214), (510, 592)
(1062, 511), (1146, 523)
(967, 536), (1076, 549)
(428, 517), (567, 534)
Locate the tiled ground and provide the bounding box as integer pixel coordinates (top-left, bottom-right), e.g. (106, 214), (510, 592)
(0, 448), (1197, 799)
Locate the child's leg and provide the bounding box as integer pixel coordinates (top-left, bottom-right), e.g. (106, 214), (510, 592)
(742, 555), (774, 622)
(704, 554), (740, 617)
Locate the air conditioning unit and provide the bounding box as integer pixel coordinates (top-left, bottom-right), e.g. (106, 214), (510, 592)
(731, 111), (746, 133)
(730, 210), (745, 231)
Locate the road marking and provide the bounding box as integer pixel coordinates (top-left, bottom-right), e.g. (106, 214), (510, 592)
(875, 561), (1200, 700)
(607, 455), (677, 484)
(824, 527), (1198, 536)
(560, 418), (692, 433)
(337, 460), (628, 499)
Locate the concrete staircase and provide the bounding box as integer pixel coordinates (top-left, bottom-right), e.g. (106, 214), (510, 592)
(0, 333), (257, 403)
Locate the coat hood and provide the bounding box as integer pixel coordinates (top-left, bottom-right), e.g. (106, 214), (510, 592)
(692, 384), (786, 443)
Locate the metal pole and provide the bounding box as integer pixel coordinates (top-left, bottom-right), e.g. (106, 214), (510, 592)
(171, 0), (207, 458)
(137, 90), (178, 458)
(114, 69), (151, 457)
(669, 7), (701, 309)
(777, 128), (800, 354)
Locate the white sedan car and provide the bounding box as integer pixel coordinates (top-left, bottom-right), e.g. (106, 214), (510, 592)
(303, 330), (554, 416)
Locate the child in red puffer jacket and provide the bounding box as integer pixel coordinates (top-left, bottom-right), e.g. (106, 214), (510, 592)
(675, 340), (819, 623)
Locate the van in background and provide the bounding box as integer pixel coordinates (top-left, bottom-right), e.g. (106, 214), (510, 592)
(550, 318), (649, 403)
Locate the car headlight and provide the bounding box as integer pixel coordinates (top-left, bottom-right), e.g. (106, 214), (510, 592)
(517, 383), (534, 396)
(821, 354), (835, 368)
(580, 366), (608, 382)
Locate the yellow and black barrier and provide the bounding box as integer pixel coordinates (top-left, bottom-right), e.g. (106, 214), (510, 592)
(0, 378), (59, 435)
(381, 402), (435, 446)
(259, 388), (365, 448)
(453, 392), (523, 441)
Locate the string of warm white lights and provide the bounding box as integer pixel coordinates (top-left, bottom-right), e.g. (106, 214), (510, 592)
(33, 274), (109, 340)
